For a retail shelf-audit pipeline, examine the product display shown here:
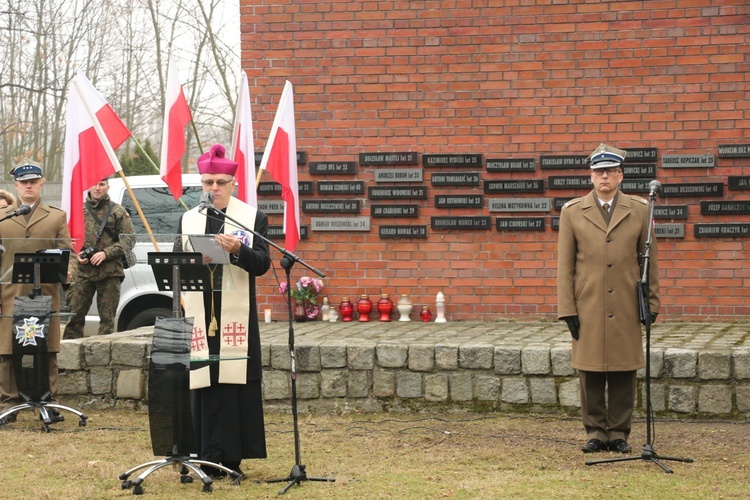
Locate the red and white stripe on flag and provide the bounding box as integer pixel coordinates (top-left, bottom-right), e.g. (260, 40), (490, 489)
(62, 71), (131, 252)
(231, 73), (257, 207)
(159, 55), (192, 200)
(258, 81), (300, 253)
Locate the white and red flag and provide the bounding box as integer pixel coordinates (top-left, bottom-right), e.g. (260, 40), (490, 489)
(258, 81), (300, 252)
(230, 73), (257, 207)
(159, 55), (192, 199)
(62, 71), (131, 252)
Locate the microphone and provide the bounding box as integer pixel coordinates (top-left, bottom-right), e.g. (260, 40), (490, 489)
(648, 180), (662, 198)
(199, 191), (214, 210)
(5, 204), (32, 217)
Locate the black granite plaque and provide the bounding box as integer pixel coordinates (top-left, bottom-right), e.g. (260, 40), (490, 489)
(268, 225), (309, 240)
(258, 181), (314, 195)
(495, 217), (545, 231)
(368, 186), (428, 199)
(359, 152), (418, 165)
(311, 217), (371, 231)
(728, 176), (750, 190)
(623, 148), (658, 162)
(661, 154), (715, 168)
(302, 200), (361, 213)
(422, 154), (482, 168)
(547, 176), (592, 189)
(317, 181), (365, 195)
(257, 201), (285, 214)
(718, 144), (750, 158)
(430, 172), (481, 186)
(371, 204), (419, 218)
(539, 155), (587, 169)
(661, 183), (723, 197)
(435, 195), (483, 208)
(694, 223), (750, 238)
(554, 197), (576, 211)
(431, 216), (491, 230)
(700, 201), (750, 215)
(379, 225), (428, 239)
(489, 198), (551, 212)
(309, 161), (357, 175)
(484, 179), (544, 193)
(551, 216), (560, 231)
(622, 164), (657, 178)
(619, 179), (650, 194)
(255, 151), (306, 166)
(653, 205), (689, 220)
(374, 169), (423, 182)
(486, 158), (535, 172)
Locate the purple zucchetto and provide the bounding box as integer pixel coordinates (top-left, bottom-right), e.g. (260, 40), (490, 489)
(197, 144), (238, 176)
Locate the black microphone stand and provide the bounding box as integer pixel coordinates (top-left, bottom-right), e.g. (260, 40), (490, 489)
(200, 206), (335, 494)
(586, 188), (693, 473)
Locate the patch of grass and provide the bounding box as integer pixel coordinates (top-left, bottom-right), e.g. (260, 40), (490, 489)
(0, 408), (747, 498)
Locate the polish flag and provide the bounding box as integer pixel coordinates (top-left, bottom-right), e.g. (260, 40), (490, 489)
(62, 71), (131, 252)
(258, 81), (300, 252)
(230, 73), (257, 207)
(159, 56), (192, 199)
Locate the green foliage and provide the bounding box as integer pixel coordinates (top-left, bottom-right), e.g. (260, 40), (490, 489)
(120, 139), (159, 176)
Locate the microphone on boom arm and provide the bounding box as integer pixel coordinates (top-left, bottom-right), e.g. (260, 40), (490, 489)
(1, 204), (32, 221)
(198, 191), (215, 211)
(648, 180), (662, 198)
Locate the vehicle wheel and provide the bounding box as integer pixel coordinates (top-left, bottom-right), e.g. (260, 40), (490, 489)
(125, 307), (173, 330)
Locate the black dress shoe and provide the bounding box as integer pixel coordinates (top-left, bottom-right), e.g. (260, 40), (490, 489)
(609, 439), (631, 454)
(581, 438), (607, 453)
(41, 409), (65, 424)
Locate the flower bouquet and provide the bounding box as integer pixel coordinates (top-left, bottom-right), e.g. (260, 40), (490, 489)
(279, 276), (324, 319)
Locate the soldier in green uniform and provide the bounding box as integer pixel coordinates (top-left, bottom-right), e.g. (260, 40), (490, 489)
(64, 177), (135, 339)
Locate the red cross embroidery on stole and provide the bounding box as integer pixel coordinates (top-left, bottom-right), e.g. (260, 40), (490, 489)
(191, 326), (206, 351)
(223, 322), (246, 347)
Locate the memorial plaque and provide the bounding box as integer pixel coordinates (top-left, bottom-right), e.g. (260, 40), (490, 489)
(311, 217), (371, 231)
(661, 154), (715, 168)
(539, 155), (587, 170)
(422, 154), (482, 168)
(718, 144), (750, 158)
(728, 176), (750, 190)
(268, 225), (309, 240)
(359, 152), (418, 166)
(374, 169), (423, 183)
(431, 216), (491, 230)
(368, 186), (428, 199)
(486, 158), (535, 172)
(435, 195), (483, 208)
(547, 176), (592, 189)
(655, 224), (685, 238)
(259, 181), (313, 195)
(661, 183), (723, 197)
(694, 223), (750, 238)
(653, 205), (689, 220)
(554, 197), (576, 211)
(317, 181), (365, 195)
(379, 225), (428, 239)
(371, 204), (419, 218)
(495, 217), (545, 231)
(309, 161), (357, 175)
(700, 201), (750, 215)
(255, 151), (306, 165)
(551, 216), (560, 231)
(623, 148), (658, 162)
(430, 172), (481, 186)
(257, 201), (285, 214)
(488, 198), (551, 212)
(302, 200), (361, 213)
(483, 179), (544, 193)
(619, 179), (650, 194)
(622, 164), (657, 178)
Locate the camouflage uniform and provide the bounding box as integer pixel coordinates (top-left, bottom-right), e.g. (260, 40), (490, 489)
(64, 193), (135, 338)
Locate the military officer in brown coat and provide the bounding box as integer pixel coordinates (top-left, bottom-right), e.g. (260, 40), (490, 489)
(557, 144), (660, 454)
(0, 162), (76, 426)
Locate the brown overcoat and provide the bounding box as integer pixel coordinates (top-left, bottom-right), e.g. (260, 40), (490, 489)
(557, 191), (660, 372)
(0, 201), (76, 355)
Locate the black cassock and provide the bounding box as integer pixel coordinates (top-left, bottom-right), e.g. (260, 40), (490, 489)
(180, 206), (271, 468)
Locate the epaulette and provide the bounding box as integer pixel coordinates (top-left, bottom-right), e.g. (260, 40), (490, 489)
(562, 198), (583, 209)
(628, 195), (648, 205)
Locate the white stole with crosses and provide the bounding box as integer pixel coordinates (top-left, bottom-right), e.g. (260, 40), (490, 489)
(182, 197), (256, 389)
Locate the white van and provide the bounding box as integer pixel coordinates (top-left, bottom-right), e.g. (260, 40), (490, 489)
(81, 174), (202, 336)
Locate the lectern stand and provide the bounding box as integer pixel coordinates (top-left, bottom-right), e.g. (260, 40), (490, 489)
(0, 252), (88, 431)
(119, 253), (242, 495)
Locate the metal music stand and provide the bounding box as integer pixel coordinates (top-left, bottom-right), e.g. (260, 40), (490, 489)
(0, 251), (88, 431)
(119, 252), (242, 494)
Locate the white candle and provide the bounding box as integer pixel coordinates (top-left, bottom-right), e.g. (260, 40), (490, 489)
(264, 309), (272, 323)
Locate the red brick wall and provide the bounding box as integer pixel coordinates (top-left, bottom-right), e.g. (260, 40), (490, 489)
(242, 1), (750, 321)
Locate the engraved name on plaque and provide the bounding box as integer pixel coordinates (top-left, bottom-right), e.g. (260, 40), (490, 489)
(435, 195), (483, 208)
(371, 204), (419, 218)
(718, 144), (750, 158)
(368, 186), (428, 199)
(495, 217), (545, 231)
(379, 225), (428, 239)
(309, 161), (357, 175)
(311, 217), (371, 231)
(661, 154), (715, 168)
(302, 200), (361, 213)
(422, 154), (482, 168)
(486, 158), (535, 172)
(488, 198), (552, 212)
(359, 152), (418, 166)
(317, 181), (366, 195)
(430, 172), (481, 186)
(483, 179), (544, 193)
(431, 216), (492, 230)
(374, 169), (423, 182)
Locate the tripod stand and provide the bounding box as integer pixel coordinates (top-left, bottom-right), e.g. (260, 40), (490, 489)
(586, 189), (693, 473)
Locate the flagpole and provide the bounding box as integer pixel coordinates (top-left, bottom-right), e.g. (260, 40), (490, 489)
(72, 78), (161, 252)
(128, 135), (190, 212)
